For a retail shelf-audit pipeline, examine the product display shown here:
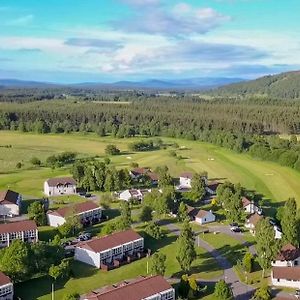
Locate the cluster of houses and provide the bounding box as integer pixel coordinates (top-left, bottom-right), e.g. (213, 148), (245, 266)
(271, 243), (300, 288)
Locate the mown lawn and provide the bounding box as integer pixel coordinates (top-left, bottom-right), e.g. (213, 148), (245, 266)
(0, 131), (299, 207)
(15, 230), (221, 300)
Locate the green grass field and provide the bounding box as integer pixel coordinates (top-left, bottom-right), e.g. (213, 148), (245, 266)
(15, 230), (222, 300)
(0, 131), (299, 206)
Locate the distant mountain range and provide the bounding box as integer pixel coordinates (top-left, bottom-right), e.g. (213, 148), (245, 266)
(212, 70), (300, 99)
(0, 77), (244, 90)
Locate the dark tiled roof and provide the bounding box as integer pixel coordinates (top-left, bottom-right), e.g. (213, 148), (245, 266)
(272, 266), (300, 281)
(276, 243), (300, 261)
(247, 213), (263, 226)
(0, 220), (37, 234)
(47, 201), (100, 218)
(0, 271), (11, 286)
(84, 275), (172, 300)
(242, 197), (252, 207)
(179, 172), (193, 179)
(46, 177), (76, 187)
(130, 168), (150, 176)
(77, 229), (142, 253)
(0, 190), (20, 205)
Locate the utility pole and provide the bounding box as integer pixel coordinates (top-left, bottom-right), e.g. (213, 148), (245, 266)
(52, 283), (54, 300)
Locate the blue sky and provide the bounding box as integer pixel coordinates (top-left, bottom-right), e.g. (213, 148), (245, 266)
(0, 0), (299, 83)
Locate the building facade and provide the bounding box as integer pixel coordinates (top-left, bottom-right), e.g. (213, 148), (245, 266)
(0, 272), (13, 300)
(47, 201), (102, 227)
(195, 210), (216, 225)
(0, 220), (38, 248)
(44, 177), (77, 196)
(75, 229), (144, 268)
(82, 275), (175, 300)
(0, 190), (22, 217)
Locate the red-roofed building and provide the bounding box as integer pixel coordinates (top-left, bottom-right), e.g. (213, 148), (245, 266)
(272, 266), (300, 289)
(82, 275), (175, 300)
(0, 190), (22, 217)
(47, 201), (102, 227)
(195, 210), (216, 225)
(241, 197), (261, 215)
(0, 271), (13, 299)
(129, 168), (158, 185)
(74, 229), (144, 268)
(44, 177), (77, 196)
(0, 220), (38, 248)
(272, 244), (300, 267)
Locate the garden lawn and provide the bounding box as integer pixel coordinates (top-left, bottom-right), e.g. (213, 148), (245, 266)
(0, 131), (300, 207)
(15, 230), (222, 299)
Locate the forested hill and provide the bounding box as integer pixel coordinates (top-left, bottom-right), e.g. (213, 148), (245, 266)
(212, 71), (300, 99)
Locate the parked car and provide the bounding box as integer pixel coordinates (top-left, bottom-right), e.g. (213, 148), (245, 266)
(295, 290), (300, 299)
(229, 222), (239, 227)
(231, 227), (242, 233)
(84, 193), (92, 198)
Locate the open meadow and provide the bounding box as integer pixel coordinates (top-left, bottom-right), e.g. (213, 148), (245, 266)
(0, 131), (299, 205)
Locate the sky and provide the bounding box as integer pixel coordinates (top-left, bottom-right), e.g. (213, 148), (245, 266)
(0, 0), (299, 83)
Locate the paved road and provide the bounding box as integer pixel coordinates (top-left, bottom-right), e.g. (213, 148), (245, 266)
(205, 224), (257, 256)
(165, 223), (255, 300)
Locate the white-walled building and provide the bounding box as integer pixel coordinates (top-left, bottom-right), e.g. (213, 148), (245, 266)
(272, 266), (300, 289)
(75, 229), (144, 268)
(195, 210), (216, 225)
(44, 177), (77, 196)
(179, 172), (193, 189)
(242, 197), (261, 215)
(47, 201), (102, 227)
(245, 213), (263, 234)
(130, 168), (158, 185)
(0, 190), (22, 217)
(272, 244), (300, 267)
(0, 220), (38, 248)
(118, 189), (151, 202)
(82, 275), (175, 300)
(0, 272), (13, 300)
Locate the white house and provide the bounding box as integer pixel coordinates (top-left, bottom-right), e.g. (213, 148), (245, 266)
(47, 201), (102, 227)
(179, 172), (193, 189)
(74, 229), (144, 268)
(0, 272), (13, 300)
(195, 210), (216, 225)
(274, 225), (283, 240)
(0, 220), (38, 248)
(44, 177), (77, 196)
(0, 190), (22, 217)
(82, 275), (175, 300)
(272, 266), (300, 289)
(242, 197), (261, 215)
(118, 189), (151, 202)
(272, 244), (300, 267)
(245, 213), (263, 233)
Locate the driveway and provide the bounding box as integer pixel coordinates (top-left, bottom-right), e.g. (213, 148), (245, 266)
(165, 223), (255, 300)
(205, 224), (257, 256)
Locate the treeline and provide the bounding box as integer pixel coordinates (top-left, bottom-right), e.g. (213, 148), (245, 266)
(0, 98), (299, 135)
(212, 71), (300, 100)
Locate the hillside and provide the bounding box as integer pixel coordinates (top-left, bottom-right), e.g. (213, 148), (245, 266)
(212, 71), (300, 99)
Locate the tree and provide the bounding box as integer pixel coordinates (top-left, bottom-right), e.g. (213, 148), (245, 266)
(145, 222), (164, 239)
(58, 213), (83, 237)
(0, 240), (30, 282)
(281, 198), (299, 246)
(117, 201), (131, 230)
(242, 252), (253, 273)
(49, 259), (70, 281)
(150, 253), (166, 276)
(214, 280), (233, 300)
(176, 219), (196, 273)
(139, 206), (152, 222)
(28, 201), (46, 226)
(188, 173), (206, 202)
(177, 202), (188, 222)
(105, 144), (121, 155)
(156, 166), (173, 187)
(30, 156), (41, 166)
(256, 218), (278, 277)
(63, 292), (80, 300)
(251, 284), (271, 300)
